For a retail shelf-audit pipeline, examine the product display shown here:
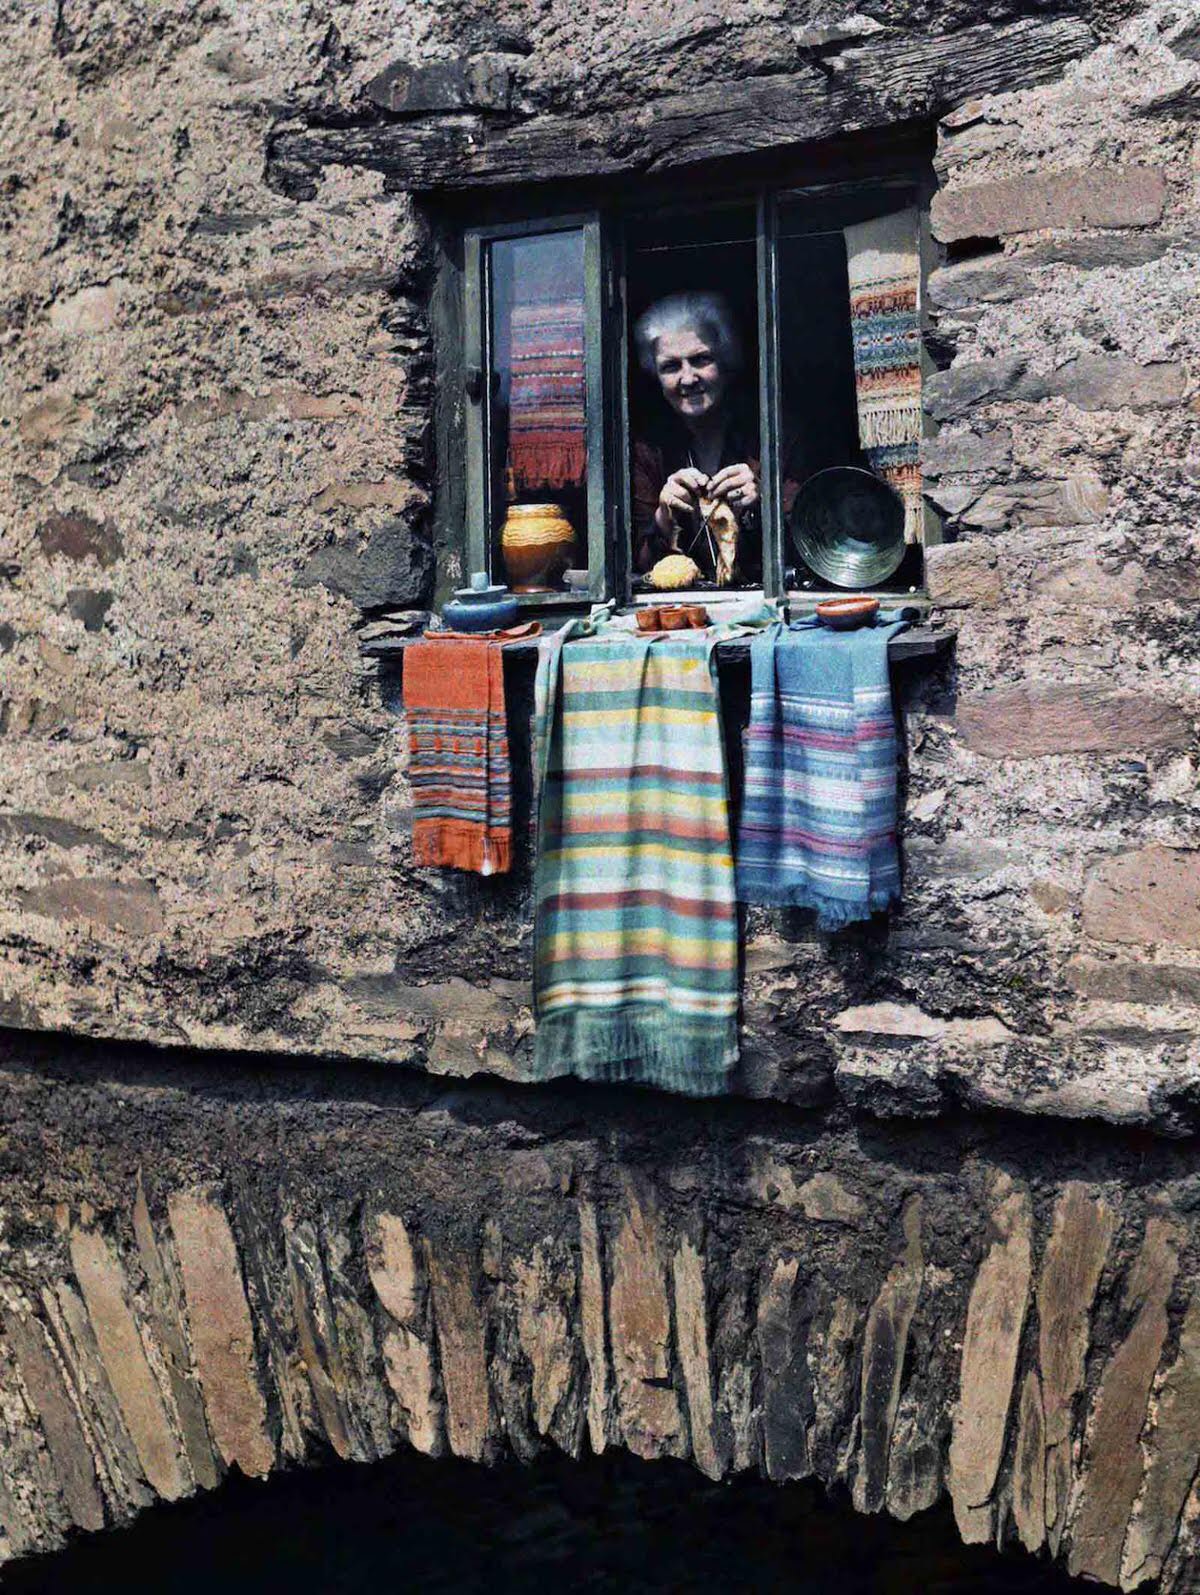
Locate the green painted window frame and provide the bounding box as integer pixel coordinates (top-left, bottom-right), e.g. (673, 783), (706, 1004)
(458, 174), (935, 611)
(463, 213), (608, 607)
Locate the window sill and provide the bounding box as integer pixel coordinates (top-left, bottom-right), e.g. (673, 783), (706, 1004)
(361, 624), (954, 669)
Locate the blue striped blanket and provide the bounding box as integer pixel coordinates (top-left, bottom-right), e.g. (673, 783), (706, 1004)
(736, 616), (909, 928)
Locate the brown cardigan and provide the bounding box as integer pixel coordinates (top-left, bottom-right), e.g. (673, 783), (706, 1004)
(633, 415), (804, 581)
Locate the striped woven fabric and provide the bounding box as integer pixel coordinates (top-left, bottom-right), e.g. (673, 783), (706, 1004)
(508, 298), (587, 494)
(531, 629), (739, 1096)
(736, 617), (910, 928)
(403, 635), (513, 876)
(845, 208), (923, 544)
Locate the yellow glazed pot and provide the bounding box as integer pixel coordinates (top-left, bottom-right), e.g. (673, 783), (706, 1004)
(500, 503), (576, 592)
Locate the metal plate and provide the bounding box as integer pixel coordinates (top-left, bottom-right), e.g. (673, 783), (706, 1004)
(789, 467), (907, 589)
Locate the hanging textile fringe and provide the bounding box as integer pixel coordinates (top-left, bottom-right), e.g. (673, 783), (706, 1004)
(403, 633), (518, 876)
(530, 624), (740, 1097)
(735, 615), (911, 929)
(844, 209), (924, 544)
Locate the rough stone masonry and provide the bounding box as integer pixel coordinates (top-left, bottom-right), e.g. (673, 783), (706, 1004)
(0, 0), (1199, 1584)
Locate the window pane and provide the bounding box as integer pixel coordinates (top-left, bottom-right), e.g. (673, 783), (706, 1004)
(487, 229), (588, 592)
(625, 204), (761, 593)
(778, 195), (924, 592)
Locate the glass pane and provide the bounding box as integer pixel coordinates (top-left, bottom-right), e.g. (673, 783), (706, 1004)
(487, 229), (588, 592)
(778, 194), (924, 592)
(625, 204), (761, 593)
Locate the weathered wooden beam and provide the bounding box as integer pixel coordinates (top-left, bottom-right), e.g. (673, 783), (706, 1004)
(360, 627), (955, 667)
(270, 17), (1094, 195)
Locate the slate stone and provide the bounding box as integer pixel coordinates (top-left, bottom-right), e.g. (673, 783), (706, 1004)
(1016, 232), (1191, 269)
(66, 588), (114, 631)
(1068, 1217), (1181, 1585)
(931, 165), (1167, 243)
(15, 877), (163, 934)
(297, 516), (434, 612)
(923, 357), (1027, 422)
(167, 1190), (274, 1479)
(69, 1227), (190, 1501)
(5, 1310), (105, 1533)
(1036, 1186), (1115, 1556)
(608, 1176), (686, 1462)
(364, 56), (515, 116)
(757, 1255), (814, 1483)
(921, 426), (1012, 477)
(0, 812), (128, 858)
(958, 683), (1191, 759)
(424, 1237), (492, 1462)
(37, 510), (124, 568)
(1081, 847), (1200, 948)
(924, 542), (1002, 607)
(948, 1176), (1032, 1544)
(854, 1197), (924, 1514)
(1017, 356), (1187, 411)
(928, 255), (1032, 309)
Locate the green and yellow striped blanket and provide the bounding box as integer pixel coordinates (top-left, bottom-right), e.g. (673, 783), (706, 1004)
(531, 625), (739, 1096)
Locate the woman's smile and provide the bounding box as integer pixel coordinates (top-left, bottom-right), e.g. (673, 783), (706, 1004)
(652, 330), (728, 422)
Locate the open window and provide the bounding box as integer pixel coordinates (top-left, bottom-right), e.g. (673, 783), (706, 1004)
(459, 170), (937, 612)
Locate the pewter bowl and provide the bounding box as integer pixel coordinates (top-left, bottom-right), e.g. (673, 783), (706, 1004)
(789, 467), (907, 589)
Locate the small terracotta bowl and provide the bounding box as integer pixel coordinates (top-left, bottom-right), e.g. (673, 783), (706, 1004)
(635, 608), (661, 632)
(816, 596), (880, 630)
(659, 606), (690, 630)
(685, 605), (709, 628)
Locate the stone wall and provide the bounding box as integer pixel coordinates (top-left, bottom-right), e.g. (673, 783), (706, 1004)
(4, 1029), (1200, 1589)
(1, 9), (1199, 1103)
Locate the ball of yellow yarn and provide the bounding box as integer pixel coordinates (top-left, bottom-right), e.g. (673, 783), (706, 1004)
(648, 553), (702, 591)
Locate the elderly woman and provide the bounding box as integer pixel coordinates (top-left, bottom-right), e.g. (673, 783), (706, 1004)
(632, 291), (763, 584)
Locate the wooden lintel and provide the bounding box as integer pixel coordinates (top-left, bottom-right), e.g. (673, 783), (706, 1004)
(269, 17), (1094, 195)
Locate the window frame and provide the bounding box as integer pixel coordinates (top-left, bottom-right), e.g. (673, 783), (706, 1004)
(462, 212), (609, 608)
(456, 166), (938, 612)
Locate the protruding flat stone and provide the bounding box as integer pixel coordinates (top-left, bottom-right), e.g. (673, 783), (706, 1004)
(948, 1174), (1032, 1543)
(1037, 1184), (1116, 1554)
(1082, 848), (1200, 949)
(69, 1227), (189, 1502)
(608, 1176), (686, 1461)
(167, 1191), (274, 1480)
(931, 165), (1167, 242)
(672, 1236), (722, 1481)
(855, 1196), (923, 1514)
(425, 1239), (491, 1463)
(1068, 1216), (1182, 1585)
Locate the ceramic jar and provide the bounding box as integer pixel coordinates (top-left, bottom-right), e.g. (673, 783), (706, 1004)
(500, 503), (576, 592)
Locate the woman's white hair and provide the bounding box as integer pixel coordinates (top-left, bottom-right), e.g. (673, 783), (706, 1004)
(633, 291), (743, 379)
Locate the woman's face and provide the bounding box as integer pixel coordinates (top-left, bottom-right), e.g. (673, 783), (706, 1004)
(652, 328), (728, 422)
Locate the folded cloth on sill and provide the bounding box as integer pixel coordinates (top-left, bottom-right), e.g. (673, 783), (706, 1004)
(403, 625), (537, 876)
(736, 614), (911, 928)
(531, 623), (739, 1097)
(507, 294), (587, 495)
(844, 207), (923, 545)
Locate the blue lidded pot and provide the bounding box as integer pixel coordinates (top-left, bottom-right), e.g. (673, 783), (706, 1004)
(441, 572), (520, 633)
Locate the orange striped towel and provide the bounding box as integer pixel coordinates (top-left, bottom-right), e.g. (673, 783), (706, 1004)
(403, 625), (537, 875)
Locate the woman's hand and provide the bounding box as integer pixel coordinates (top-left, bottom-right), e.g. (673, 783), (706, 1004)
(658, 466), (710, 522)
(708, 462), (759, 513)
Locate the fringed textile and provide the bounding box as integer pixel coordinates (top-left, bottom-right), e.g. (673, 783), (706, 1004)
(845, 208), (923, 544)
(403, 634), (516, 876)
(736, 616), (910, 929)
(507, 297), (587, 494)
(531, 626), (739, 1097)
